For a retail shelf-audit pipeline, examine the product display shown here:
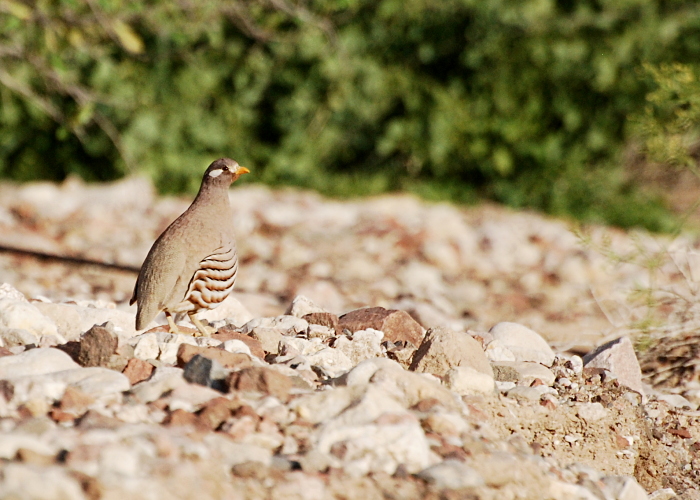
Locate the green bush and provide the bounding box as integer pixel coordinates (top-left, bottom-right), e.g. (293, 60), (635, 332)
(2, 0), (700, 229)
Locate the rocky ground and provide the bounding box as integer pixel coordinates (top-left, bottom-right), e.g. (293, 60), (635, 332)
(0, 175), (699, 499)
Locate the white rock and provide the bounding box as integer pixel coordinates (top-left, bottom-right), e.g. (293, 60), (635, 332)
(0, 328), (38, 347)
(130, 332), (221, 365)
(0, 283), (28, 302)
(167, 383), (223, 412)
(291, 385), (366, 425)
(648, 488), (677, 500)
(488, 322), (556, 366)
(0, 298), (59, 339)
(286, 295), (328, 317)
(0, 348), (78, 378)
(417, 460), (484, 489)
(576, 402), (608, 423)
(333, 329), (383, 365)
(0, 432), (58, 459)
(317, 417), (438, 475)
(197, 294), (254, 327)
(59, 367), (131, 398)
(34, 302), (137, 342)
(485, 342), (516, 363)
(240, 315), (309, 336)
(550, 480), (601, 500)
(222, 339), (252, 356)
(130, 367), (186, 403)
(444, 365), (496, 395)
(203, 433), (272, 467)
(602, 476), (649, 500)
(0, 464), (87, 500)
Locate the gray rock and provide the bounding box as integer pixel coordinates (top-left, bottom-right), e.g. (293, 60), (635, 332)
(583, 336), (645, 398)
(183, 354), (228, 392)
(487, 322), (556, 366)
(416, 460), (484, 489)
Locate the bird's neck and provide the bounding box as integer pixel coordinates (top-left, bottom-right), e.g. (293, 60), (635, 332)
(192, 183), (231, 209)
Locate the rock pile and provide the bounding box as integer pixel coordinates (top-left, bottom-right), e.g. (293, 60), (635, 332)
(0, 284), (696, 499)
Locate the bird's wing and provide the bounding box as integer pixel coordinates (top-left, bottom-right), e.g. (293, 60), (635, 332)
(133, 228), (189, 329)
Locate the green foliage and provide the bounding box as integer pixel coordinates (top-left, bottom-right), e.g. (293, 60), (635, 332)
(1, 0), (700, 228)
(631, 62), (700, 173)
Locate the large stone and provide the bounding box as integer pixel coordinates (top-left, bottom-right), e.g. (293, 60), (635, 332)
(0, 348), (78, 378)
(227, 367), (292, 402)
(583, 336), (644, 398)
(0, 297), (59, 340)
(34, 302), (137, 341)
(487, 322), (556, 367)
(338, 307), (424, 347)
(183, 355), (228, 392)
(409, 326), (493, 378)
(248, 327), (285, 355)
(77, 324), (118, 367)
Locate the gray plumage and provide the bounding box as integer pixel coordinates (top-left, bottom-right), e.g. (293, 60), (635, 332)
(130, 158), (249, 335)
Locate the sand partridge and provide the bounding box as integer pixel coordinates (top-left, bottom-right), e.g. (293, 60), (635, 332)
(130, 158), (249, 336)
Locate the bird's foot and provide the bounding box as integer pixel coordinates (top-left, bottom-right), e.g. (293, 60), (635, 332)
(189, 314), (215, 337)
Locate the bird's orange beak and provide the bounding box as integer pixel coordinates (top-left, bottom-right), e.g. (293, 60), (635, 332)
(237, 166), (250, 175)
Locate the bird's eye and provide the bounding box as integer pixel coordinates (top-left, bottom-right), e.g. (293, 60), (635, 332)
(223, 166), (229, 172)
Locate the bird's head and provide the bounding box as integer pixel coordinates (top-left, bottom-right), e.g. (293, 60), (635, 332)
(204, 158), (250, 186)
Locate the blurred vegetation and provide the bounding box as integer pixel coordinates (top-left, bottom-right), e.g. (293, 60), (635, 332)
(2, 0), (700, 229)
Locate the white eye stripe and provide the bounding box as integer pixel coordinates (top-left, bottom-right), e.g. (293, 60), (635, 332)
(208, 169), (224, 178)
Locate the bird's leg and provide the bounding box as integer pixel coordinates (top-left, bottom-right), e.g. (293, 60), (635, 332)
(188, 312), (215, 337)
(165, 312), (182, 335)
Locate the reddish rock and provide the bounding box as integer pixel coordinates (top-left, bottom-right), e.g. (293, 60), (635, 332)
(60, 386), (95, 417)
(583, 336), (645, 398)
(302, 312), (340, 333)
(227, 367), (292, 402)
(198, 397), (235, 430)
(122, 358), (155, 385)
(339, 307), (424, 346)
(49, 408), (77, 423)
(213, 328), (265, 359)
(78, 325), (117, 367)
(176, 343), (253, 370)
(164, 409), (199, 428)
